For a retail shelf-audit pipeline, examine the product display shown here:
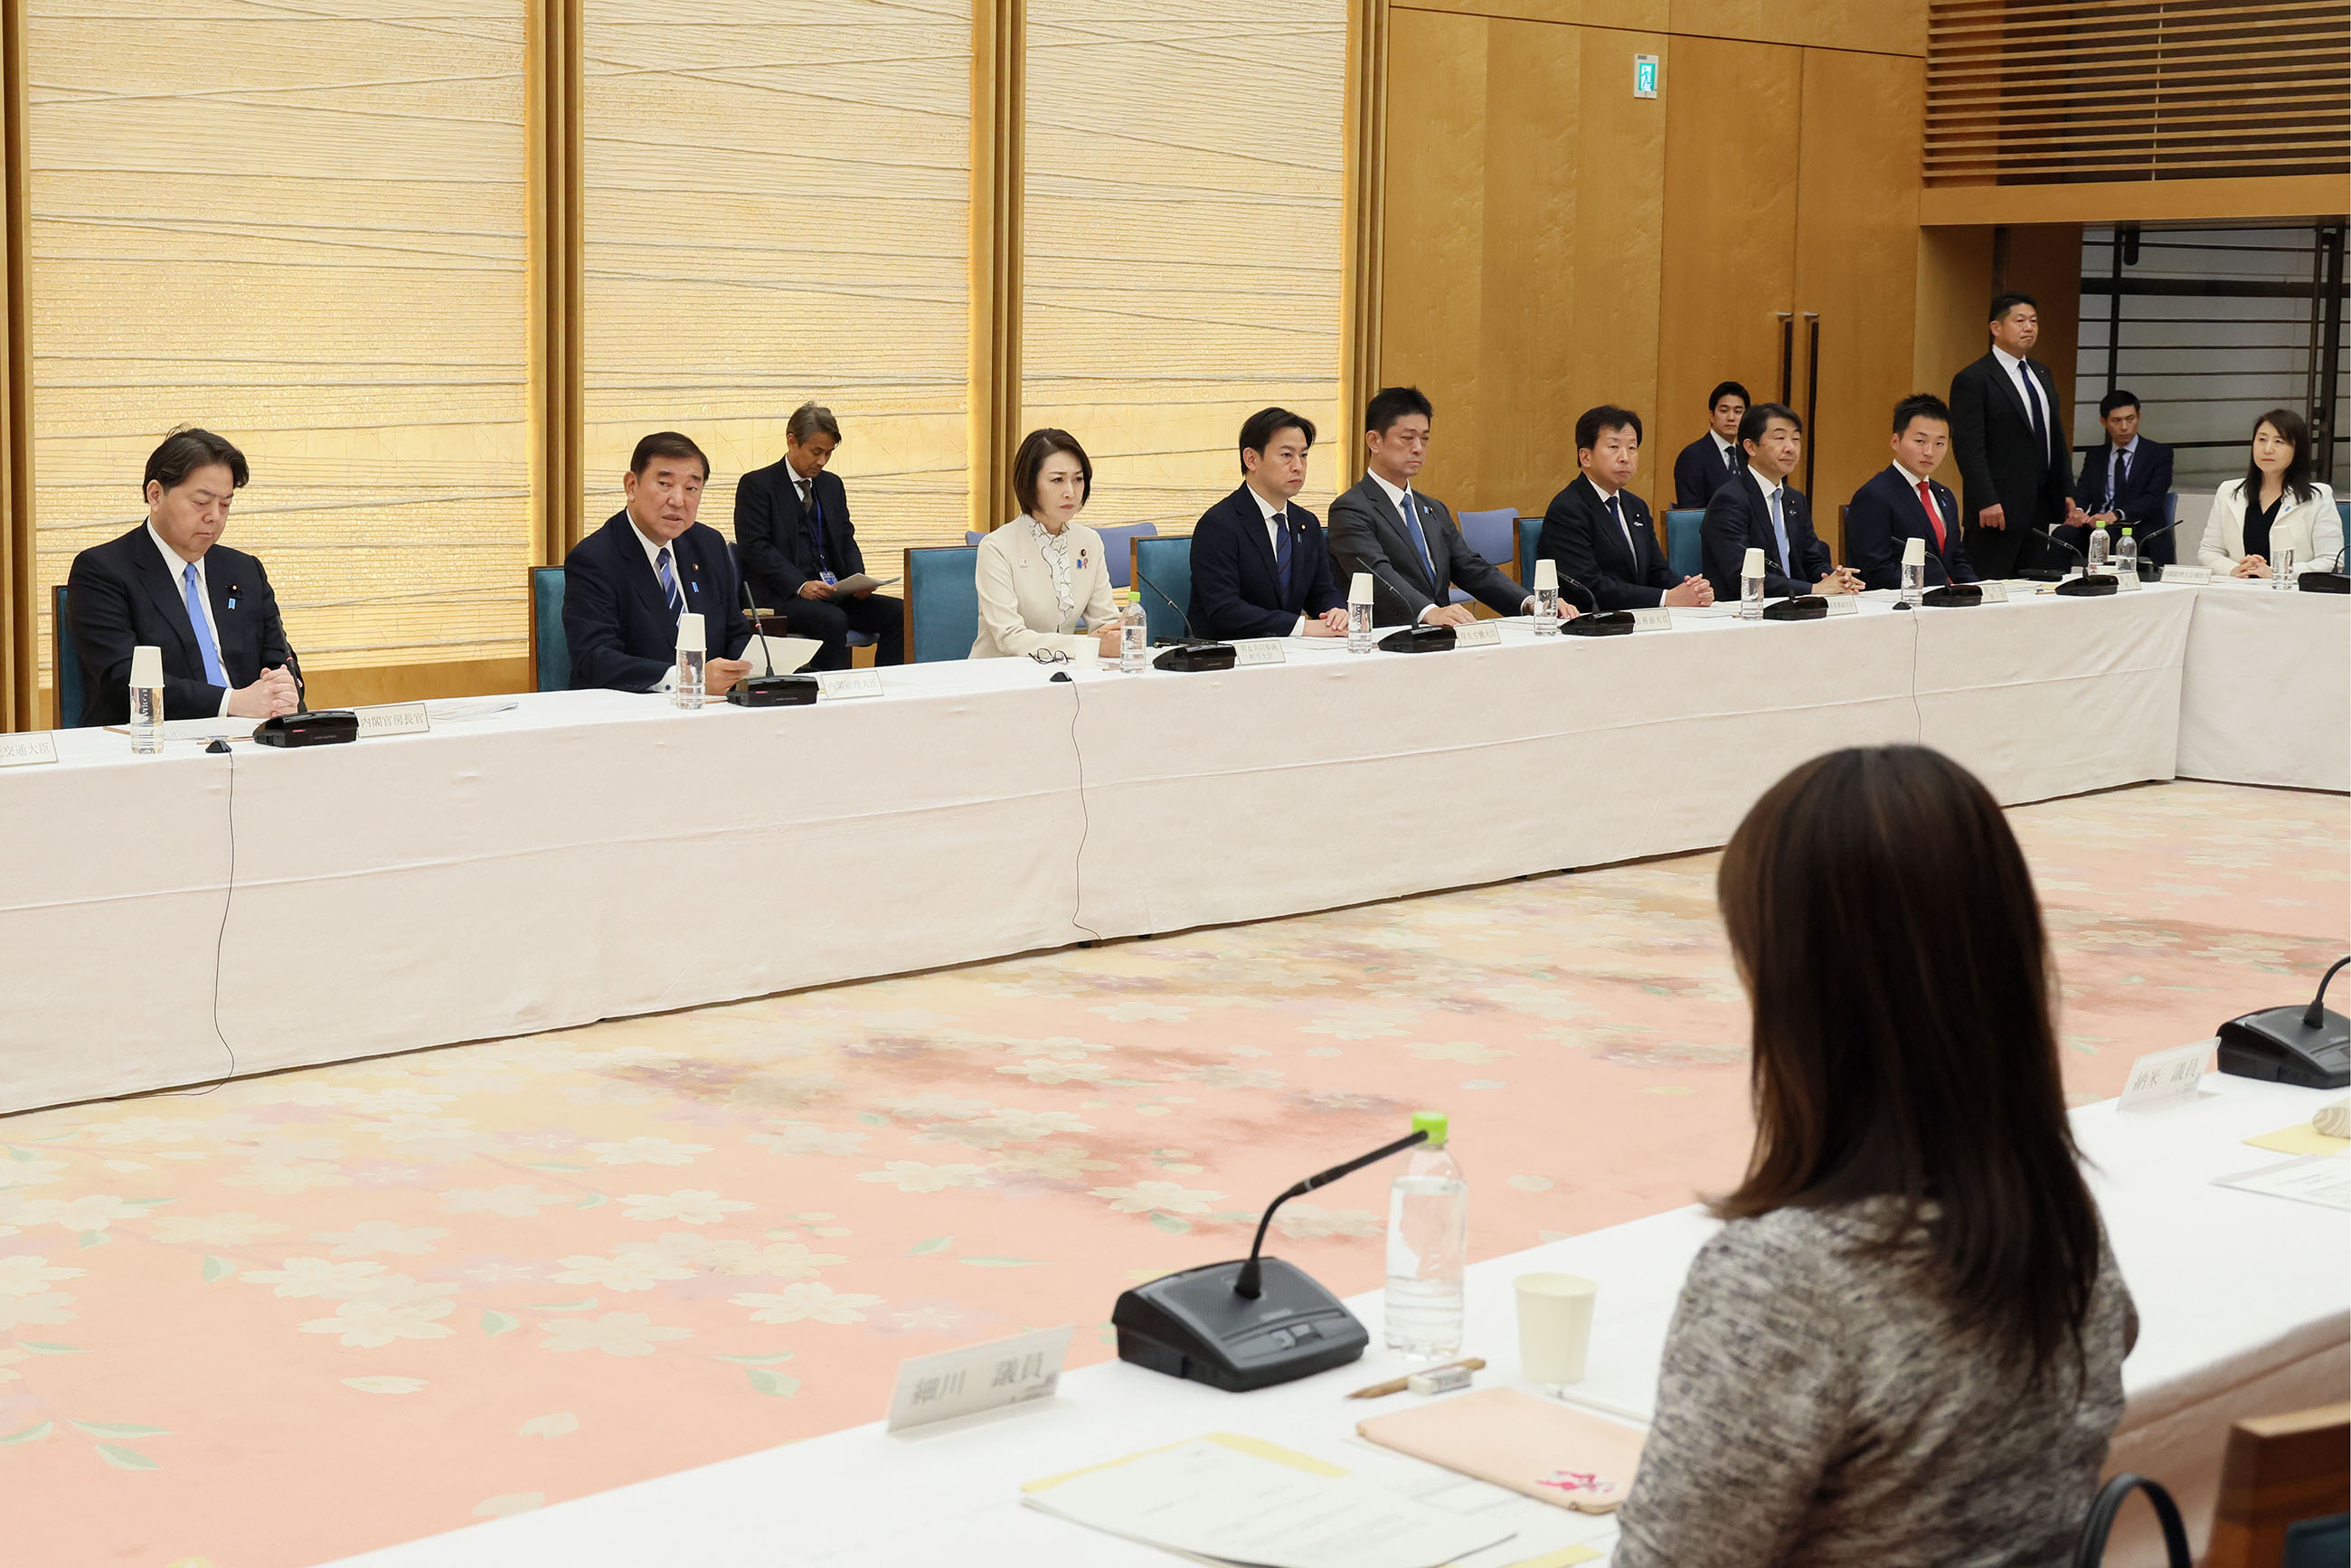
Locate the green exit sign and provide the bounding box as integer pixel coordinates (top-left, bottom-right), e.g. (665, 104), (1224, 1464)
(1634, 54), (1659, 99)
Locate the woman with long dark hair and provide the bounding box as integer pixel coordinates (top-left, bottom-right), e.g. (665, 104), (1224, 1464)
(1612, 747), (2137, 1566)
(2200, 407), (2341, 579)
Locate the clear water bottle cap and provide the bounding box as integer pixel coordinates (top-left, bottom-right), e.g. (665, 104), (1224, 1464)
(128, 645), (164, 687)
(1412, 1110), (1449, 1148)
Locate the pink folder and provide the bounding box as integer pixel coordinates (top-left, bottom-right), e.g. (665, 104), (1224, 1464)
(1355, 1386), (1648, 1513)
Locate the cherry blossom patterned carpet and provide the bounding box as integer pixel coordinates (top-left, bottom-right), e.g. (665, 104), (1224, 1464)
(1, 780), (2342, 1568)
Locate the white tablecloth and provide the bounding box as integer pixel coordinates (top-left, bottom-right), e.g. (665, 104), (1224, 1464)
(2176, 580), (2350, 792)
(326, 1072), (2349, 1568)
(1, 586), (2197, 1114)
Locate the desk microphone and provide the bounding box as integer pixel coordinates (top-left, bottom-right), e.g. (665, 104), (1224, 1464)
(2039, 528), (2119, 597)
(2303, 545), (2350, 595)
(2219, 954), (2349, 1089)
(729, 555), (820, 705)
(1129, 567), (1237, 671)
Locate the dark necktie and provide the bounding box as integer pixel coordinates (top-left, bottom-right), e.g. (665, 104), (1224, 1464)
(799, 480), (834, 581)
(1607, 494), (1634, 557)
(2020, 365), (2048, 458)
(1728, 444), (1744, 477)
(656, 546), (685, 619)
(1272, 510), (1294, 598)
(2108, 449), (2126, 509)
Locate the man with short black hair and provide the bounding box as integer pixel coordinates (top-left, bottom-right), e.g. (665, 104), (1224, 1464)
(1187, 407), (1349, 640)
(564, 432), (752, 694)
(66, 426), (304, 726)
(733, 402), (904, 671)
(1950, 291), (2083, 578)
(1700, 402), (1859, 600)
(2074, 390), (2175, 559)
(1539, 405), (1714, 610)
(1327, 386), (1542, 626)
(1845, 393), (1977, 591)
(1672, 381), (1750, 508)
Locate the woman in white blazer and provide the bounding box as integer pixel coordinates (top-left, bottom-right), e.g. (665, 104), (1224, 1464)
(2200, 408), (2340, 579)
(972, 429), (1122, 659)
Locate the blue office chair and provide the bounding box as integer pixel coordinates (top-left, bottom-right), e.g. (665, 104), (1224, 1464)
(1132, 535), (1193, 643)
(51, 584), (84, 729)
(904, 545), (980, 663)
(965, 530), (987, 546)
(530, 566), (569, 691)
(1453, 508), (1518, 604)
(1663, 509), (1705, 580)
(1091, 522), (1157, 590)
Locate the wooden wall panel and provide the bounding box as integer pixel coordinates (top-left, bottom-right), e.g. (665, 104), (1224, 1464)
(1912, 222), (1994, 489)
(1657, 33), (1799, 478)
(1793, 46), (1926, 536)
(1669, 0), (1923, 57)
(1403, 0), (1664, 27)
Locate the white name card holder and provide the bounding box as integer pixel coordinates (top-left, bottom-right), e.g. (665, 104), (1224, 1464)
(886, 1324), (1072, 1433)
(2162, 564), (2214, 585)
(1825, 596), (1860, 616)
(1629, 607), (1672, 632)
(1232, 638), (1287, 666)
(818, 670), (885, 701)
(0, 732), (59, 768)
(1979, 581), (2010, 603)
(354, 702), (430, 739)
(2118, 1039), (2212, 1113)
(1451, 620), (1502, 647)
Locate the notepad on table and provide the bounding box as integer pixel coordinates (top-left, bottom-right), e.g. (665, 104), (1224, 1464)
(1357, 1386), (1647, 1515)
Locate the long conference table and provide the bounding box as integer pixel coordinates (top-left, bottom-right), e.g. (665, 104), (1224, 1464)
(3, 578), (2341, 1117)
(328, 1072), (2348, 1568)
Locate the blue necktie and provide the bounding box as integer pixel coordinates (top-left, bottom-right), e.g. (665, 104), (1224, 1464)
(656, 546), (685, 620)
(1272, 510), (1294, 599)
(2108, 449), (2126, 510)
(1769, 489), (1793, 578)
(183, 562), (228, 688)
(1397, 490), (1438, 582)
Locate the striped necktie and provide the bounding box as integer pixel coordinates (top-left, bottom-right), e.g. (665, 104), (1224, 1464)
(656, 546), (685, 619)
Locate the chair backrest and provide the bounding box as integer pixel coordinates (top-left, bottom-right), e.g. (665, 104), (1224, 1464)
(2207, 1403), (2350, 1568)
(1457, 508), (1516, 576)
(966, 530), (987, 546)
(1132, 535), (1193, 643)
(52, 583), (83, 729)
(904, 544), (981, 663)
(1091, 521), (1157, 590)
(530, 567), (570, 692)
(1663, 509), (1705, 579)
(1515, 515), (1543, 587)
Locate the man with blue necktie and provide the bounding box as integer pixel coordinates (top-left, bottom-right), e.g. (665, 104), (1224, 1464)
(66, 427), (303, 727)
(2073, 390), (2175, 559)
(1186, 406), (1350, 640)
(563, 431), (753, 694)
(1699, 402), (1861, 600)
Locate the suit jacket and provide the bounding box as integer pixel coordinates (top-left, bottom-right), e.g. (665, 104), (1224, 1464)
(1187, 485), (1343, 640)
(66, 524), (302, 727)
(2199, 479), (2343, 577)
(972, 517), (1119, 658)
(1950, 352), (2073, 535)
(1537, 476), (1674, 610)
(563, 510), (751, 691)
(1844, 466), (1977, 590)
(2074, 439), (2174, 529)
(1673, 434), (1742, 510)
(1326, 475), (1527, 624)
(733, 458), (867, 608)
(1702, 472), (1832, 599)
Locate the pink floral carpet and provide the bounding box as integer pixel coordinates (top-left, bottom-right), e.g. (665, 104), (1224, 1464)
(1, 780), (2343, 1568)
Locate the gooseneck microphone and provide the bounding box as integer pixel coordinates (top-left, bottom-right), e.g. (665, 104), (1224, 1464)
(1233, 1128), (1430, 1299)
(2041, 527), (2120, 598)
(1130, 566), (1238, 671)
(2307, 956), (2349, 1030)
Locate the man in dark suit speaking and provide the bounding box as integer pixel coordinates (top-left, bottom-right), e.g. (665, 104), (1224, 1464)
(1327, 386), (1542, 627)
(66, 426), (303, 727)
(1187, 407), (1349, 640)
(1700, 402), (1861, 600)
(733, 402), (904, 672)
(564, 431), (752, 694)
(1538, 404), (1714, 611)
(1844, 393), (1978, 590)
(1949, 291), (2084, 578)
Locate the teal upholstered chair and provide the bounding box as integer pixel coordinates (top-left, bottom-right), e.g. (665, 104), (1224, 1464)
(1663, 509), (1705, 580)
(530, 567), (570, 691)
(1452, 508), (1518, 603)
(904, 544), (980, 663)
(1132, 534), (1193, 643)
(51, 584), (84, 729)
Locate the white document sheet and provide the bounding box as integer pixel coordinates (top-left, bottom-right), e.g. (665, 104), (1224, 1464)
(2213, 1151), (2351, 1212)
(1024, 1436), (1515, 1568)
(741, 632), (824, 677)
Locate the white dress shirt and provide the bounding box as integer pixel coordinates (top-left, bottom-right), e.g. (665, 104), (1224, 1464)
(1246, 483), (1310, 636)
(1709, 430), (1735, 467)
(628, 514), (692, 694)
(1992, 346), (2051, 456)
(148, 521), (232, 716)
(2099, 435), (2139, 510)
(1588, 477), (1637, 555)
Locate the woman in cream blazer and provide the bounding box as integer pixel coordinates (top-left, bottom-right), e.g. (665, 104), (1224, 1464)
(2199, 408), (2341, 579)
(972, 429), (1122, 659)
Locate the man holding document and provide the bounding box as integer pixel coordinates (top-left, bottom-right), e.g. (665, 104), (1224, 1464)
(734, 402), (905, 671)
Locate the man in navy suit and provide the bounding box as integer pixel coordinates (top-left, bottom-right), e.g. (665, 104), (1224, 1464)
(1845, 393), (1978, 591)
(66, 427), (304, 727)
(1672, 381), (1749, 509)
(2074, 389), (2176, 563)
(1950, 291), (2085, 577)
(1187, 407), (1349, 640)
(1538, 404), (1714, 610)
(1700, 402), (1862, 600)
(564, 431), (752, 694)
(733, 402), (904, 671)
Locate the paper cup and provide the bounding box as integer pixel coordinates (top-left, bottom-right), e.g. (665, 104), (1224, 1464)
(1533, 558), (1558, 591)
(675, 611), (705, 653)
(1903, 536), (1927, 566)
(1741, 547), (1765, 578)
(1349, 571), (1374, 605)
(1516, 1271), (1597, 1388)
(128, 645), (165, 688)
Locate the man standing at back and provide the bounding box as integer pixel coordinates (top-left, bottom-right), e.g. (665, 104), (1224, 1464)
(733, 402), (905, 672)
(1327, 386), (1542, 627)
(1672, 382), (1749, 509)
(1949, 292), (2083, 578)
(564, 431), (752, 694)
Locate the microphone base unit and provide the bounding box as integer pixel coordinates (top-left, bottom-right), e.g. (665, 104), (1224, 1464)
(253, 710), (359, 748)
(1379, 624), (1457, 654)
(2054, 574), (2120, 598)
(727, 675), (820, 706)
(2217, 1004), (2350, 1091)
(1921, 583), (1983, 608)
(2299, 571), (2349, 595)
(1762, 596), (1829, 621)
(1153, 639), (1237, 672)
(1112, 1256), (1368, 1392)
(2017, 568), (2070, 582)
(1561, 609), (1637, 636)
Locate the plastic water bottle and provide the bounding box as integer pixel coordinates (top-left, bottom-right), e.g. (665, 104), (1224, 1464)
(2114, 525), (2139, 582)
(127, 643), (164, 755)
(1384, 1110), (1467, 1360)
(1347, 571), (1375, 654)
(2087, 521), (2110, 575)
(1118, 589), (1148, 671)
(1738, 547), (1766, 621)
(674, 611), (705, 709)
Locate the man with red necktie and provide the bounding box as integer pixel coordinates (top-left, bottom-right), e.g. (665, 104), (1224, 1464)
(1844, 392), (1979, 591)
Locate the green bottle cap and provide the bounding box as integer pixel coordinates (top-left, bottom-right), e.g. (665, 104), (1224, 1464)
(1412, 1110), (1449, 1148)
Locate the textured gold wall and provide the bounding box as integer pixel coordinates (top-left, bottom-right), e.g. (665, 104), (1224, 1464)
(27, 0), (533, 679)
(580, 0), (973, 565)
(1021, 0), (1346, 535)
